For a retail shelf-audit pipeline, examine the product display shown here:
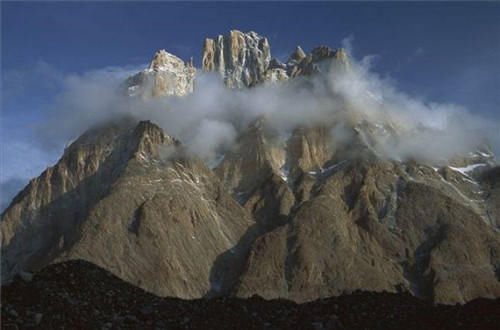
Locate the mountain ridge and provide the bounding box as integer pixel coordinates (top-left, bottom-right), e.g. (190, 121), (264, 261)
(2, 30), (499, 305)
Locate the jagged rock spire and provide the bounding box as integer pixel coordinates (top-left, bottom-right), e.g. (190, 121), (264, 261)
(123, 31), (352, 95)
(287, 45), (306, 64)
(202, 30), (271, 88)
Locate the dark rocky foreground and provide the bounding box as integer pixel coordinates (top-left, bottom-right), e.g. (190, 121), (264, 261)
(2, 260), (499, 329)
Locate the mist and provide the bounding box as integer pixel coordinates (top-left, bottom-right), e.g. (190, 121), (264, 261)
(3, 44), (499, 212)
(32, 51), (498, 169)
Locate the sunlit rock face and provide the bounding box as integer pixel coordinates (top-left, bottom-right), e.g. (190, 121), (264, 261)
(1, 119), (256, 298)
(287, 45), (307, 64)
(201, 30), (350, 88)
(125, 49), (196, 99)
(202, 30), (271, 88)
(124, 30), (349, 97)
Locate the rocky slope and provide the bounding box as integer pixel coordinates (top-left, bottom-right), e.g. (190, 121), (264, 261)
(212, 116), (500, 304)
(1, 119), (258, 299)
(3, 260), (499, 330)
(1, 30), (499, 307)
(232, 154), (500, 304)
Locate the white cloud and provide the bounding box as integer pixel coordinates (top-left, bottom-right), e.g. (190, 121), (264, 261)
(341, 34), (355, 56)
(2, 43), (499, 211)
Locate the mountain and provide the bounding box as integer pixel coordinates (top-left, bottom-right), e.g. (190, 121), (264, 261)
(1, 119), (257, 298)
(2, 30), (499, 305)
(215, 117), (499, 304)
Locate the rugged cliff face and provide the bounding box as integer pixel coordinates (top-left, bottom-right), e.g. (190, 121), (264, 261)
(1, 120), (257, 298)
(201, 30), (348, 88)
(2, 30), (499, 305)
(125, 49), (196, 98)
(202, 30), (271, 88)
(210, 113), (499, 304)
(232, 155), (500, 304)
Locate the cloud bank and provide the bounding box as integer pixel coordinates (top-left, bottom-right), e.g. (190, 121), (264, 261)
(37, 53), (499, 164)
(3, 47), (499, 210)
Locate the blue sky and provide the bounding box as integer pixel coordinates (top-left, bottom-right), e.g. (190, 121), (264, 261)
(1, 1), (500, 209)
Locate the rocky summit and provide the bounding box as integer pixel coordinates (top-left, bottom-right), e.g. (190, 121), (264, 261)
(202, 30), (272, 88)
(200, 29), (349, 89)
(125, 49), (196, 98)
(1, 118), (256, 299)
(1, 29), (499, 315)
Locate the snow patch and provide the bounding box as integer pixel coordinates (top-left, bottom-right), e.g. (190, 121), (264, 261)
(477, 151), (493, 158)
(462, 177), (480, 186)
(448, 163), (488, 178)
(309, 160), (347, 176)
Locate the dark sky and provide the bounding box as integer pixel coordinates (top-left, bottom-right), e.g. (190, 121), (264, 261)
(1, 1), (500, 208)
